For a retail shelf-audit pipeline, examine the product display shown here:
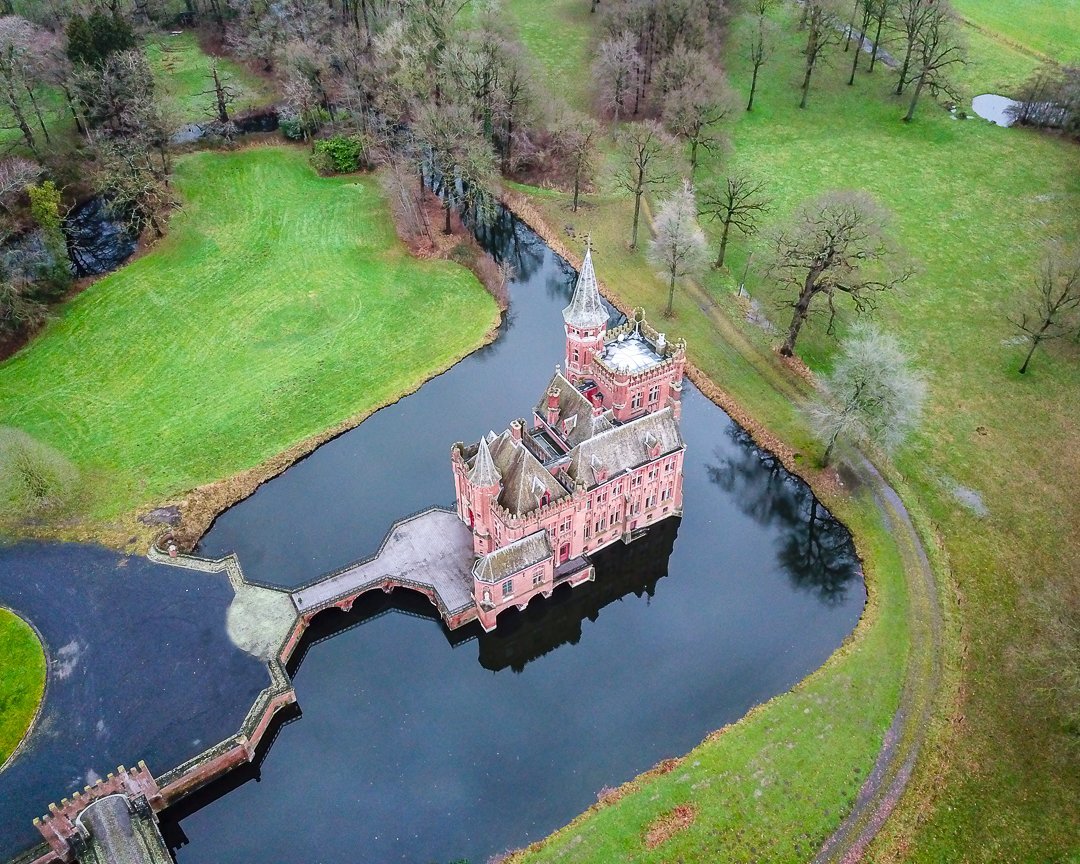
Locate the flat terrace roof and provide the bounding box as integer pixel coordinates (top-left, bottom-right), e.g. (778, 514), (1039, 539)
(599, 332), (663, 374)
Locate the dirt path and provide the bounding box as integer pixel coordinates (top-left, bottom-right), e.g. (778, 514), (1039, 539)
(503, 193), (946, 862)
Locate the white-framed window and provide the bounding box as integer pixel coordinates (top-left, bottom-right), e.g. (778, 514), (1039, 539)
(649, 384), (660, 403)
(532, 570), (544, 587)
(502, 579), (514, 598)
(572, 348), (580, 363)
(661, 488), (669, 501)
(584, 523), (592, 539)
(631, 392), (643, 410)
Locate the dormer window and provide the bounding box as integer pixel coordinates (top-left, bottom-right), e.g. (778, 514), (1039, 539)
(644, 431), (661, 459)
(590, 453), (608, 484)
(562, 415), (577, 435)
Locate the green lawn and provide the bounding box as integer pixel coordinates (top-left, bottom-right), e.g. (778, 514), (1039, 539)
(146, 32), (275, 125)
(508, 3), (1080, 863)
(0, 146), (497, 536)
(504, 0), (595, 112)
(0, 608), (45, 767)
(953, 0), (1080, 64)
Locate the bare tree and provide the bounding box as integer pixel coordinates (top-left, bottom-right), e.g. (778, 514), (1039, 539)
(847, 0), (873, 84)
(204, 59), (239, 124)
(810, 323), (926, 465)
(648, 180), (709, 318)
(867, 0), (895, 73)
(554, 109), (601, 212)
(0, 16), (56, 154)
(1010, 249), (1080, 374)
(697, 173), (771, 269)
(745, 6), (779, 111)
(92, 135), (176, 237)
(902, 1), (964, 121)
(416, 100), (498, 234)
(613, 119), (681, 249)
(798, 1), (844, 109)
(662, 64), (737, 178)
(592, 30), (642, 121)
(890, 0), (935, 95)
(767, 190), (911, 356)
(0, 155), (39, 212)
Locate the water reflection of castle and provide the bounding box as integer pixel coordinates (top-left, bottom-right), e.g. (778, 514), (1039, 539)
(476, 516), (680, 672)
(451, 249), (689, 631)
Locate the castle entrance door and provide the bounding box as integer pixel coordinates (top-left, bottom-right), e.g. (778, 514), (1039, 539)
(559, 543), (570, 563)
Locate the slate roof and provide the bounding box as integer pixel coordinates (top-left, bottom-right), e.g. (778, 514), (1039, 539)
(467, 436), (501, 487)
(495, 441), (568, 515)
(534, 371), (615, 449)
(566, 406), (683, 488)
(562, 248), (608, 329)
(464, 429), (569, 517)
(474, 530), (553, 583)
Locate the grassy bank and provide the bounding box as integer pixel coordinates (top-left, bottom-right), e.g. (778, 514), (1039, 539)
(0, 608), (46, 767)
(953, 0), (1080, 64)
(508, 1), (1079, 862)
(146, 32), (275, 124)
(0, 146), (498, 542)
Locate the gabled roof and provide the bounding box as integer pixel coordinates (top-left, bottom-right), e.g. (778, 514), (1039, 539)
(496, 443), (567, 516)
(467, 436), (501, 487)
(534, 371), (614, 449)
(566, 407), (683, 488)
(562, 248), (608, 330)
(474, 530), (553, 584)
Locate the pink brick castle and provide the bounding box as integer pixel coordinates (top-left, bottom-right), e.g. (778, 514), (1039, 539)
(451, 249), (688, 631)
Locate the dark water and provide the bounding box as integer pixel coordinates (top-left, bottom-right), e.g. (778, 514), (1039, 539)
(0, 543), (269, 861)
(64, 196), (139, 277)
(175, 211), (865, 863)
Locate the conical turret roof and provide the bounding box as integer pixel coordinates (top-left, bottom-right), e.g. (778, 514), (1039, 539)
(562, 248), (608, 329)
(468, 436), (501, 487)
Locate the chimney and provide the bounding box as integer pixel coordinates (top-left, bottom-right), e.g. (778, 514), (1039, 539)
(546, 386), (560, 426)
(657, 332), (666, 354)
(510, 420), (523, 441)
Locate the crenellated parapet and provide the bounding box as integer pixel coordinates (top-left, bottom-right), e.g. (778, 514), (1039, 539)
(34, 762), (164, 862)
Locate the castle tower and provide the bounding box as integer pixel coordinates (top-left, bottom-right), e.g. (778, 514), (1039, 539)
(466, 436), (501, 554)
(562, 248), (608, 384)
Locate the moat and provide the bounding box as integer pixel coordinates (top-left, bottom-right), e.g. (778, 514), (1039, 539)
(0, 209), (864, 864)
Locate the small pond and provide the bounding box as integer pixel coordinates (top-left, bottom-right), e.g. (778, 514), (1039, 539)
(170, 208), (865, 863)
(971, 94), (1019, 126)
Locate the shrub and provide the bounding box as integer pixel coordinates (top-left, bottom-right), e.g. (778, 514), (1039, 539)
(0, 428), (80, 518)
(311, 134), (370, 174)
(27, 181), (71, 297)
(278, 107), (330, 141)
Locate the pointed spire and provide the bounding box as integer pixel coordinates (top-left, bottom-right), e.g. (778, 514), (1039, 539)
(562, 247), (608, 329)
(468, 437), (501, 488)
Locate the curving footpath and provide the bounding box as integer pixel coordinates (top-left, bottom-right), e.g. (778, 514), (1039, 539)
(532, 227), (947, 864)
(812, 455), (943, 863)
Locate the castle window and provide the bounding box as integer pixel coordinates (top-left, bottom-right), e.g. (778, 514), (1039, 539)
(572, 348), (580, 363)
(540, 491), (551, 507)
(649, 385), (660, 403)
(502, 579), (514, 598)
(561, 517), (572, 533)
(631, 392), (643, 410)
(532, 571), (544, 587)
(661, 488), (669, 501)
(584, 523), (591, 539)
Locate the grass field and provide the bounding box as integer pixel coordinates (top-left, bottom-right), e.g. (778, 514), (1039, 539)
(953, 0), (1080, 64)
(0, 608), (45, 767)
(146, 32), (275, 124)
(506, 1), (1080, 861)
(504, 0), (595, 112)
(0, 146), (498, 537)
